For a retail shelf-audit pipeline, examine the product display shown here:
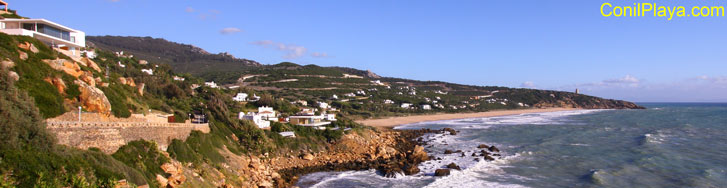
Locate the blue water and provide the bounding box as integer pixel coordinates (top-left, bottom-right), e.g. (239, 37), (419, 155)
(297, 103), (727, 187)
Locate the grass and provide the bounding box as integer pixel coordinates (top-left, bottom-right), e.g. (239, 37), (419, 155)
(111, 140), (170, 188)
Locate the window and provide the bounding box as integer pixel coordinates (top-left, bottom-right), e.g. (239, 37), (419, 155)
(22, 23), (35, 31)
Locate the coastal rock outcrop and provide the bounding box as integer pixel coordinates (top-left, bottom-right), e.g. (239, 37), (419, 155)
(80, 57), (102, 72)
(434, 169), (450, 176)
(447, 163), (461, 170)
(44, 58), (84, 78)
(44, 77), (66, 93)
(74, 80), (112, 115)
(17, 41), (39, 53)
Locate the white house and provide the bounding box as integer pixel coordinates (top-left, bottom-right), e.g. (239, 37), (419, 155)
(239, 112), (270, 129)
(117, 61), (125, 68)
(141, 69), (153, 75)
(204, 81), (218, 88)
(383, 99), (395, 104)
(331, 94), (338, 100)
(173, 76), (185, 81)
(232, 93), (248, 102)
(323, 113), (336, 121)
(295, 100), (308, 106)
(401, 103), (412, 108)
(355, 90), (366, 95)
(317, 102), (329, 109)
(0, 18), (85, 56)
(421, 104), (432, 110)
(257, 106), (276, 119)
(298, 108), (316, 116)
(289, 115), (331, 127)
(343, 93), (356, 97)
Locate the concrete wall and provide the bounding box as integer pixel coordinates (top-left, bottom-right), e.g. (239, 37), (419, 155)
(46, 121), (210, 154)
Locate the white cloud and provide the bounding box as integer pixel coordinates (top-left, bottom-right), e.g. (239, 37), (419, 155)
(311, 52), (328, 58)
(252, 40), (326, 59)
(520, 81), (536, 89)
(219, 27), (242, 35)
(604, 75), (640, 84)
(185, 7), (195, 13)
(552, 75), (727, 102)
(197, 9), (221, 20)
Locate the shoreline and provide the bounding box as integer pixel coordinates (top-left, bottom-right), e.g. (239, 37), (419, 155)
(356, 108), (579, 128)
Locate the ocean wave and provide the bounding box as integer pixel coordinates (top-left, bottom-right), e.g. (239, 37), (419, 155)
(397, 109), (606, 130)
(422, 153), (530, 188)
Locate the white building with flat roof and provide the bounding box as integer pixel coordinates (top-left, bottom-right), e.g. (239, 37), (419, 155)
(233, 93), (248, 102)
(0, 18), (85, 55)
(239, 112), (270, 129)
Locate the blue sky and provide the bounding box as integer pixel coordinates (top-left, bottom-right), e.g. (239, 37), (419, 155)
(10, 0), (727, 102)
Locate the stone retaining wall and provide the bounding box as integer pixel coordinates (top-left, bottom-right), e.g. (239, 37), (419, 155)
(46, 121), (210, 154)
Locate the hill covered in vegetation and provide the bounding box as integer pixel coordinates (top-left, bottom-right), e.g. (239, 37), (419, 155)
(87, 36), (643, 120)
(87, 36), (261, 75)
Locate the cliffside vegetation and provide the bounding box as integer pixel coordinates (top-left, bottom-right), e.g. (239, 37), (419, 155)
(1, 33), (359, 187)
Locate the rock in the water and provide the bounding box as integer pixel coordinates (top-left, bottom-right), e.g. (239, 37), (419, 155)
(488, 146), (500, 152)
(402, 163), (420, 175)
(442, 128), (457, 135)
(434, 169), (451, 176)
(408, 145), (429, 163)
(484, 155), (495, 161)
(444, 149), (454, 154)
(446, 163), (461, 170)
(477, 144), (489, 149)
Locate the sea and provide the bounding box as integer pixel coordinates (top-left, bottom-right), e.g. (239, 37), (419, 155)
(296, 103), (727, 188)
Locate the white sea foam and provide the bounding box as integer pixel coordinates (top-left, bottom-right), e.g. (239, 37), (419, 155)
(302, 110), (607, 187)
(423, 153), (531, 188)
(396, 109), (606, 130)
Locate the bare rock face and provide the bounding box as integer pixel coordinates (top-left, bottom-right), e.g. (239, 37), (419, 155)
(126, 77), (136, 87)
(302, 153), (315, 161)
(8, 71), (19, 81)
(17, 42), (39, 53)
(74, 80), (112, 115)
(44, 77), (66, 94)
(160, 161), (186, 188)
(80, 72), (96, 87)
(376, 146), (397, 158)
(118, 77), (127, 85)
(137, 83), (145, 96)
(80, 57), (102, 72)
(18, 51), (28, 60)
(0, 59), (13, 69)
(43, 58), (83, 78)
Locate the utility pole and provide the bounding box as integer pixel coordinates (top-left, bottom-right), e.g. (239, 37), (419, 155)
(78, 106), (82, 122)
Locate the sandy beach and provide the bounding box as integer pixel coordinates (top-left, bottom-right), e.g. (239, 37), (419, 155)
(356, 108), (579, 128)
